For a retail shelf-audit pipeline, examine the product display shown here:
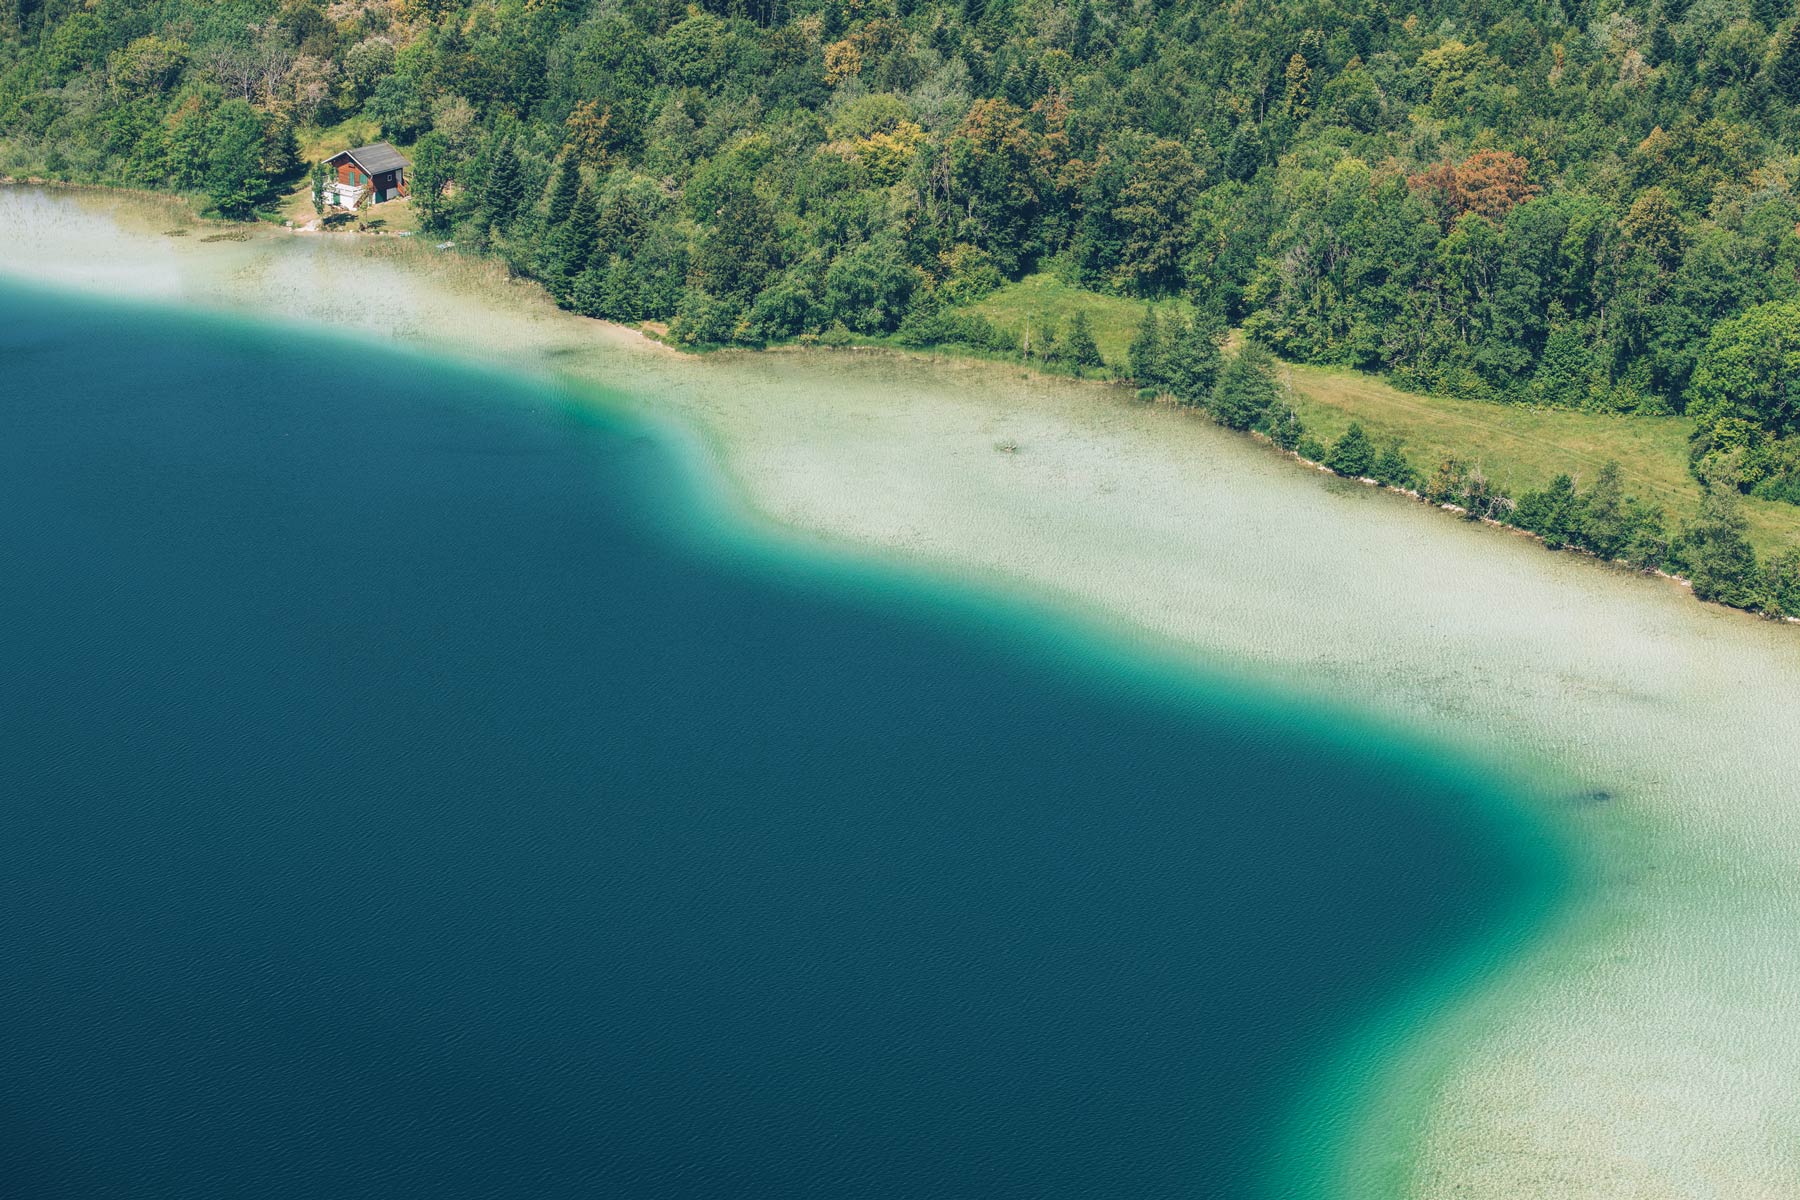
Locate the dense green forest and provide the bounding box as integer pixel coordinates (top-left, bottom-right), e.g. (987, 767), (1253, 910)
(4, 0), (1800, 612)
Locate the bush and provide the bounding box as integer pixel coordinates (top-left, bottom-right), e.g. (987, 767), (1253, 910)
(894, 307), (1011, 352)
(748, 270), (819, 340)
(1764, 549), (1800, 617)
(1680, 488), (1763, 607)
(1263, 404), (1304, 450)
(1515, 473), (1580, 548)
(670, 289), (744, 345)
(822, 237), (921, 333)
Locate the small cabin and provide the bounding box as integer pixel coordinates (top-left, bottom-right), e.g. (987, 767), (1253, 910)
(321, 142), (410, 209)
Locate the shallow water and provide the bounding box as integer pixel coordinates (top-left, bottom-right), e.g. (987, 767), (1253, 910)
(7, 187), (1800, 1198)
(0, 285), (1556, 1198)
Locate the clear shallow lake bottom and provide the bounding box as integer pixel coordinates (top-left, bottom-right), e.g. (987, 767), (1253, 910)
(0, 286), (1559, 1199)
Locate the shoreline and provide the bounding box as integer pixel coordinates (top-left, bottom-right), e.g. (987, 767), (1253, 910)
(6, 185), (1800, 1200)
(5, 179), (1763, 615)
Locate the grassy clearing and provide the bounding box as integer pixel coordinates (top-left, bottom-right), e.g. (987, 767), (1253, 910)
(297, 115), (385, 165)
(959, 277), (1800, 554)
(1279, 361), (1800, 556)
(965, 273), (1185, 367)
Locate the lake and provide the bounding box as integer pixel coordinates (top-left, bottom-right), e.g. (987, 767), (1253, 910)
(0, 283), (1558, 1198)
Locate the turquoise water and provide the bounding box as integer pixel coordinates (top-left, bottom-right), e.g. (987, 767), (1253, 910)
(0, 285), (1561, 1199)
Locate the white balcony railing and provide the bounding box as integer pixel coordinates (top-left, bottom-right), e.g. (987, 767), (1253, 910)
(324, 182), (369, 210)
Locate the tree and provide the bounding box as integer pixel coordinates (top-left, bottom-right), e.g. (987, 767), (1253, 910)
(1326, 422), (1375, 477)
(547, 187), (600, 295)
(1165, 314), (1223, 402)
(1425, 457), (1470, 505)
(694, 170), (779, 306)
(946, 100), (1053, 274)
(1372, 440), (1419, 490)
(1282, 52), (1312, 119)
(1063, 310), (1104, 372)
(1129, 307), (1168, 388)
(205, 100), (267, 218)
(1681, 488), (1762, 606)
(1688, 299), (1800, 439)
(1772, 23), (1800, 101)
(1265, 404), (1304, 450)
(1532, 317), (1596, 406)
(1516, 473), (1582, 548)
(369, 71), (429, 141)
(1452, 150), (1535, 223)
(823, 237), (921, 334)
(1461, 466), (1513, 523)
(1111, 138), (1200, 294)
(1580, 462), (1631, 559)
(480, 137), (525, 231)
(1620, 187), (1687, 276)
(1764, 548), (1800, 616)
(409, 133), (454, 233)
(1623, 503), (1671, 572)
(1210, 344), (1280, 430)
(1071, 0), (1095, 58)
(1224, 126), (1263, 181)
(310, 161), (327, 217)
(1407, 151), (1535, 228)
(544, 155), (582, 228)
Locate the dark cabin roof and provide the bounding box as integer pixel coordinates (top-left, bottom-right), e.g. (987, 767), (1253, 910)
(330, 142), (410, 174)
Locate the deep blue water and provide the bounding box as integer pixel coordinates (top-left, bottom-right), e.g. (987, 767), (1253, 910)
(0, 285), (1555, 1199)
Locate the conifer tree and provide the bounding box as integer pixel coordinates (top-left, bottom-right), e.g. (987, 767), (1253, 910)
(545, 155), (582, 227)
(1325, 422), (1375, 477)
(1772, 23), (1800, 100)
(1129, 307), (1167, 388)
(602, 256), (642, 321)
(1064, 310), (1104, 372)
(1166, 313), (1223, 402)
(1648, 16), (1677, 65)
(1532, 318), (1595, 407)
(1210, 344), (1279, 429)
(1071, 0), (1095, 59)
(481, 137), (524, 231)
(549, 187), (600, 296)
(570, 258), (607, 317)
(1371, 439), (1419, 490)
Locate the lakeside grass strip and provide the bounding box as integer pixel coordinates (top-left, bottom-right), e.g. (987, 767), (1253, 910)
(960, 273), (1800, 557)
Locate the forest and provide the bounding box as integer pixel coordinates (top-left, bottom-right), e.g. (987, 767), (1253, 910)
(3, 0), (1800, 613)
